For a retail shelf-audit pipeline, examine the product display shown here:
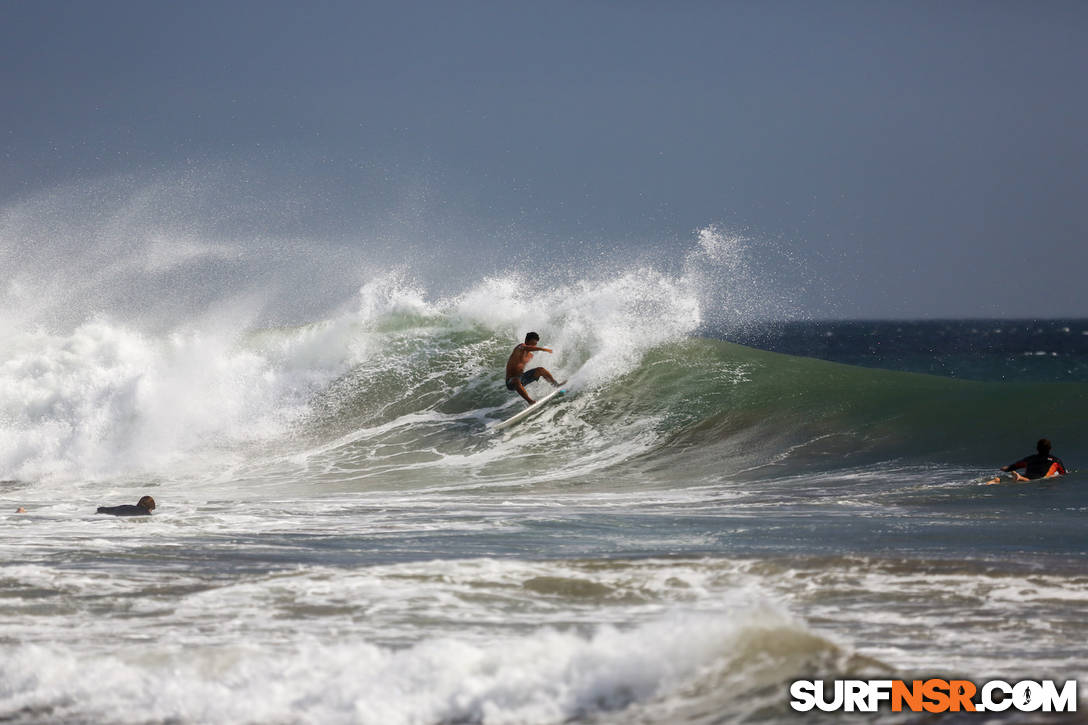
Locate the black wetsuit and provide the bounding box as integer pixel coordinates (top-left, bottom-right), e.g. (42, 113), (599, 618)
(96, 505), (152, 516)
(1005, 453), (1067, 480)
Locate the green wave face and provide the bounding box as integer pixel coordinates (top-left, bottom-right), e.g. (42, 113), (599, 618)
(287, 320), (1086, 493)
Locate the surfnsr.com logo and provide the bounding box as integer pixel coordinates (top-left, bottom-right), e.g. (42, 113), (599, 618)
(790, 679), (1078, 713)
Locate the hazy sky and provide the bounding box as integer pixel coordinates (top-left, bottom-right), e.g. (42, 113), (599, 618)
(2, 0), (1086, 318)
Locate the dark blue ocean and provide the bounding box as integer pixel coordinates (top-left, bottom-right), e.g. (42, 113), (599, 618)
(725, 318), (1088, 383)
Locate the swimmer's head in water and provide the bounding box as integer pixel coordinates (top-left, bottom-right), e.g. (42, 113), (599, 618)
(137, 496), (156, 511)
(1037, 438), (1052, 454)
(525, 332), (540, 344)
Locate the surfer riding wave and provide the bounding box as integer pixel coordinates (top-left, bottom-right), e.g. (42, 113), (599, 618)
(504, 332), (559, 405)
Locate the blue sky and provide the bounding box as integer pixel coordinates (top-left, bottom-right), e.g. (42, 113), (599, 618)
(2, 0), (1086, 318)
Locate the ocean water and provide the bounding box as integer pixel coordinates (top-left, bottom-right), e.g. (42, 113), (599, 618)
(1, 212), (1086, 724)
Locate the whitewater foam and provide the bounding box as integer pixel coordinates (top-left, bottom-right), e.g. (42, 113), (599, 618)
(0, 608), (836, 725)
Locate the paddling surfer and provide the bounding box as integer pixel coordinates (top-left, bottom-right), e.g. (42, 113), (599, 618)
(505, 332), (559, 405)
(999, 438), (1067, 481)
(96, 496), (157, 516)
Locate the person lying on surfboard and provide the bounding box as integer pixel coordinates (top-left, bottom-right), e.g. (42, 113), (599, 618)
(96, 495), (157, 516)
(505, 331), (559, 405)
(997, 438), (1067, 482)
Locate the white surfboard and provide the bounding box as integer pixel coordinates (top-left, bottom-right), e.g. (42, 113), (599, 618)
(489, 381), (568, 431)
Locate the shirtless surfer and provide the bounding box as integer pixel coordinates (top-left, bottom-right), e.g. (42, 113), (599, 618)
(505, 332), (559, 405)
